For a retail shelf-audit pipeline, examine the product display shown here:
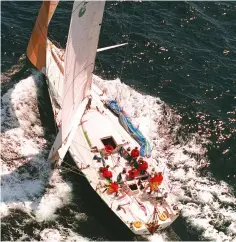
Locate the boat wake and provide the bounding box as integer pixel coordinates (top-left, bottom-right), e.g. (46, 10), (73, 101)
(1, 71), (235, 241)
(1, 73), (89, 241)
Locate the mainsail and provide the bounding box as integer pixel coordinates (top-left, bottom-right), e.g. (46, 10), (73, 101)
(27, 1), (59, 72)
(49, 1), (105, 162)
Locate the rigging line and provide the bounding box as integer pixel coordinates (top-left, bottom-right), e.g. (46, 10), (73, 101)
(130, 197), (148, 224)
(111, 1), (125, 37)
(60, 1), (81, 77)
(97, 56), (108, 82)
(117, 3), (135, 89)
(48, 89), (59, 132)
(33, 1), (59, 44)
(59, 166), (88, 178)
(48, 47), (63, 105)
(35, 18), (48, 43)
(119, 2), (136, 81)
(115, 3), (137, 105)
(102, 109), (129, 139)
(62, 158), (95, 175)
(70, 141), (92, 153)
(115, 83), (122, 103)
(48, 32), (64, 49)
(62, 63), (93, 102)
(62, 159), (83, 171)
(143, 3), (152, 146)
(47, 33), (65, 105)
(109, 2), (124, 103)
(61, 159), (101, 182)
(64, 22), (103, 81)
(65, 0), (103, 78)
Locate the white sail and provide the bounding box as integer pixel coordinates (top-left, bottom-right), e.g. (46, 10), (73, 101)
(49, 1), (105, 162)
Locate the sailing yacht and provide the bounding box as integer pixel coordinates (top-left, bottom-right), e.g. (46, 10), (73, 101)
(27, 1), (180, 235)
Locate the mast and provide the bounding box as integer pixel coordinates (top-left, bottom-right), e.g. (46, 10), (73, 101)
(48, 1), (105, 163)
(27, 1), (59, 72)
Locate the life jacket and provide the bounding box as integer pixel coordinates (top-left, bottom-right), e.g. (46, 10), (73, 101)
(128, 169), (139, 179)
(105, 145), (114, 154)
(131, 148), (140, 158)
(103, 170), (113, 179)
(149, 174), (163, 191)
(138, 161), (148, 171)
(108, 182), (119, 194)
(152, 174), (163, 183)
(99, 167), (108, 173)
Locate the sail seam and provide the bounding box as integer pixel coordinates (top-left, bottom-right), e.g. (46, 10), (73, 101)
(62, 62), (94, 104)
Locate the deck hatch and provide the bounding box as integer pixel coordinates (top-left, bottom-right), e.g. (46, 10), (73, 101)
(101, 136), (117, 148)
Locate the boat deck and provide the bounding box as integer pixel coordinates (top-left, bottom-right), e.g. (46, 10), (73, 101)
(46, 41), (180, 235)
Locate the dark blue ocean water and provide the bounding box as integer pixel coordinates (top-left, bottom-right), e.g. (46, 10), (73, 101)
(1, 1), (236, 241)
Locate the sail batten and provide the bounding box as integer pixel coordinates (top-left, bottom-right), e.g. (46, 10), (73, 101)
(48, 1), (105, 162)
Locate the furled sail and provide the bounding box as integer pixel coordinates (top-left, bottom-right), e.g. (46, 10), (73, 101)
(49, 1), (105, 162)
(27, 1), (59, 72)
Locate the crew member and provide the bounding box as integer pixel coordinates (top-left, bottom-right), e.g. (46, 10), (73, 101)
(108, 182), (119, 195)
(99, 165), (109, 173)
(148, 172), (163, 193)
(131, 147), (140, 159)
(104, 144), (114, 154)
(137, 158), (148, 175)
(102, 169), (113, 180)
(99, 165), (113, 180)
(128, 168), (139, 179)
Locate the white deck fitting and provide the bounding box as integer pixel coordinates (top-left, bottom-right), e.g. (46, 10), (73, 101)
(45, 41), (180, 235)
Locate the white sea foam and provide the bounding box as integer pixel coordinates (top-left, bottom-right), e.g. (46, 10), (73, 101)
(34, 170), (72, 222)
(39, 228), (90, 242)
(148, 232), (168, 242)
(62, 230), (90, 242)
(1, 75), (72, 222)
(1, 74), (96, 242)
(40, 229), (62, 242)
(39, 228), (89, 242)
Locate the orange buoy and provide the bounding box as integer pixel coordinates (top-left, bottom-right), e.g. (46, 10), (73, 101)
(133, 221), (143, 228)
(158, 211), (168, 221)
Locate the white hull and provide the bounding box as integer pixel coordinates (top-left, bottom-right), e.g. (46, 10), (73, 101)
(45, 40), (180, 235)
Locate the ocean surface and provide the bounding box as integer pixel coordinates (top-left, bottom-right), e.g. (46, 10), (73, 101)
(1, 1), (236, 241)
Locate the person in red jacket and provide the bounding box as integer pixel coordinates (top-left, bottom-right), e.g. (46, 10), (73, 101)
(148, 172), (163, 193)
(103, 169), (113, 179)
(128, 168), (139, 179)
(99, 165), (109, 173)
(131, 147), (140, 159)
(108, 182), (119, 195)
(152, 172), (163, 184)
(137, 158), (148, 175)
(99, 165), (113, 180)
(104, 144), (114, 155)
